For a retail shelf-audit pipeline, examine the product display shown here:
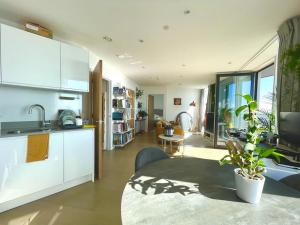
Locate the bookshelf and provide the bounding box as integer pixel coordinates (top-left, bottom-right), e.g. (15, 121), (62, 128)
(112, 86), (135, 148)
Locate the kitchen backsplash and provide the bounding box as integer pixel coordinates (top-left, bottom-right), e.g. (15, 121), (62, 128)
(0, 86), (82, 122)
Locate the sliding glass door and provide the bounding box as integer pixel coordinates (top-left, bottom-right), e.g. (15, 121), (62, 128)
(214, 73), (256, 148)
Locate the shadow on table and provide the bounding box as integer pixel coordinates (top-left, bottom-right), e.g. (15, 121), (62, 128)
(128, 158), (300, 202)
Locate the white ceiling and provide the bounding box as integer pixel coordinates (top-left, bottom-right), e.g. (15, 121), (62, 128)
(0, 0), (299, 87)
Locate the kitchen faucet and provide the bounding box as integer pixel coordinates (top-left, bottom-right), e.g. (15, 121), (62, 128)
(28, 104), (51, 128)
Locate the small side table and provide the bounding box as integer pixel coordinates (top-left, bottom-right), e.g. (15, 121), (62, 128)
(158, 134), (185, 156)
(135, 119), (146, 134)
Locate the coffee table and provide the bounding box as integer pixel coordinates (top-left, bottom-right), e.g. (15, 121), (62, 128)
(158, 134), (184, 155)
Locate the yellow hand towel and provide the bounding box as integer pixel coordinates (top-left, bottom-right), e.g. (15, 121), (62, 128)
(27, 134), (49, 163)
(83, 124), (96, 128)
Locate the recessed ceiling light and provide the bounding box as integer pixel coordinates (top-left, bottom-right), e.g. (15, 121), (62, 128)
(163, 25), (170, 30)
(103, 36), (112, 42)
(184, 10), (191, 15)
(116, 53), (133, 59)
(228, 62), (232, 64)
(130, 61), (143, 65)
(181, 64), (186, 67)
(139, 39), (144, 43)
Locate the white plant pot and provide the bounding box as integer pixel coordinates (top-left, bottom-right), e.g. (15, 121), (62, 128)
(234, 168), (265, 204)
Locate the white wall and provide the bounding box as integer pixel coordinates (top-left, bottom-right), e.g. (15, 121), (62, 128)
(89, 52), (137, 90)
(165, 86), (200, 127)
(140, 85), (200, 130)
(0, 86), (82, 122)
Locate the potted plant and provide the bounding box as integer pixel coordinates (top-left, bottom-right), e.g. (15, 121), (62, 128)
(137, 102), (143, 109)
(136, 88), (144, 99)
(137, 110), (148, 120)
(219, 106), (233, 128)
(257, 110), (276, 143)
(281, 44), (300, 79)
(219, 94), (283, 204)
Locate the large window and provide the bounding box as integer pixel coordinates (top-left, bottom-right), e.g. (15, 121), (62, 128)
(213, 64), (276, 148)
(257, 64), (275, 112)
(215, 73), (255, 147)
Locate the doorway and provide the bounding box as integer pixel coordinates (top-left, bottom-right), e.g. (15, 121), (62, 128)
(148, 95), (154, 131)
(153, 94), (164, 119)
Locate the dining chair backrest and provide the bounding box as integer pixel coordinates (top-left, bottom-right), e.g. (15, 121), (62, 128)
(135, 147), (169, 172)
(279, 174), (300, 191)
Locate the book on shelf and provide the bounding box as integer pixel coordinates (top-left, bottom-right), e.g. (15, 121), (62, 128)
(113, 122), (130, 133)
(112, 99), (130, 108)
(113, 131), (133, 145)
(112, 99), (118, 108)
(113, 86), (127, 96)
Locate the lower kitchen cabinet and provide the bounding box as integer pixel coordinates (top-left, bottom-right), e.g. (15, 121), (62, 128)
(0, 133), (63, 204)
(63, 129), (94, 182)
(0, 129), (94, 212)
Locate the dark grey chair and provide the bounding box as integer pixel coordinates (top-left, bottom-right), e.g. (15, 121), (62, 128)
(135, 147), (169, 172)
(280, 174), (300, 192)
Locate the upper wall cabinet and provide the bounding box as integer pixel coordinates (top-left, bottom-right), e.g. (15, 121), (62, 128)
(61, 43), (89, 92)
(0, 24), (61, 89)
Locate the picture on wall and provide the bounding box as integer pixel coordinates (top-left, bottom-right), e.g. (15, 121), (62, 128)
(174, 98), (181, 105)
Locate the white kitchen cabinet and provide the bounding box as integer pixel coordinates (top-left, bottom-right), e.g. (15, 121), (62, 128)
(0, 133), (63, 204)
(61, 43), (90, 92)
(0, 24), (61, 89)
(63, 129), (94, 182)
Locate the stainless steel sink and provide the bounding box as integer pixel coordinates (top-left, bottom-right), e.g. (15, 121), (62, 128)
(23, 128), (52, 133)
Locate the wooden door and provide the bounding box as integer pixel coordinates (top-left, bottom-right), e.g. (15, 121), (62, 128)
(92, 61), (103, 179)
(148, 95), (154, 131)
(128, 89), (135, 129)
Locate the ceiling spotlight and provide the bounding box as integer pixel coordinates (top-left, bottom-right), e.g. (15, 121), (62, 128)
(130, 61), (143, 65)
(163, 25), (170, 30)
(139, 39), (144, 43)
(103, 36), (112, 42)
(184, 10), (191, 15)
(116, 53), (133, 59)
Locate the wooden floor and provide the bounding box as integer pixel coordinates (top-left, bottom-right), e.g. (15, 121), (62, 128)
(0, 132), (226, 225)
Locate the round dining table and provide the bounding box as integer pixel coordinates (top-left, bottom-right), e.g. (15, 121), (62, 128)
(121, 157), (300, 225)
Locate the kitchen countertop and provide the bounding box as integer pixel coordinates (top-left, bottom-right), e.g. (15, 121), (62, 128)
(0, 127), (94, 138)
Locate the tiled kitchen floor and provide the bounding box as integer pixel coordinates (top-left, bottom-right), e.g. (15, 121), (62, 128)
(0, 132), (227, 225)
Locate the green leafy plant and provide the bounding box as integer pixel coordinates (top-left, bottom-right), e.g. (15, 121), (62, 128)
(219, 94), (283, 179)
(281, 44), (300, 79)
(137, 102), (143, 109)
(257, 110), (275, 133)
(138, 110), (148, 118)
(219, 106), (233, 125)
(136, 88), (144, 98)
